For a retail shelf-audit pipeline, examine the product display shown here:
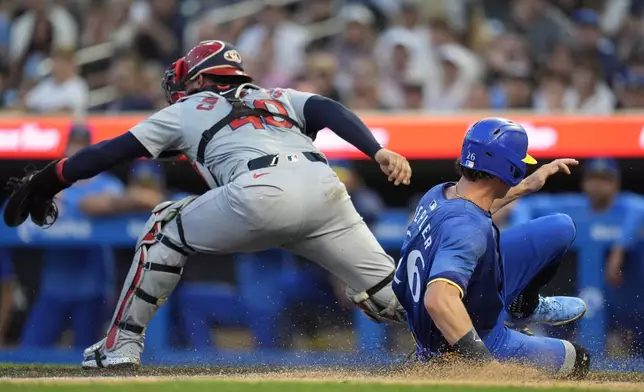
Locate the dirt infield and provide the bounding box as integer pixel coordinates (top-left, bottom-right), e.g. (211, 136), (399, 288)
(2, 363), (644, 391)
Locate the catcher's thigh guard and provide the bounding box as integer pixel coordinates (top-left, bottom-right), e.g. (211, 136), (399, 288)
(104, 197), (196, 351)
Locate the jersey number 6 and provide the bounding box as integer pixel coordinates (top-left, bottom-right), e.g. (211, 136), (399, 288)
(229, 99), (293, 131)
(406, 250), (425, 303)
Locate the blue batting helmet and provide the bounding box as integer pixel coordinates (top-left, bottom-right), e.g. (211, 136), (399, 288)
(459, 117), (537, 186)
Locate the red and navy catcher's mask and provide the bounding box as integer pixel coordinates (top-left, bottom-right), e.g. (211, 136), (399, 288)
(162, 57), (186, 105)
(162, 40), (252, 104)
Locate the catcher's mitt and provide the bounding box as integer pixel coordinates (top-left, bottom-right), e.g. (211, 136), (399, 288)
(3, 159), (71, 228)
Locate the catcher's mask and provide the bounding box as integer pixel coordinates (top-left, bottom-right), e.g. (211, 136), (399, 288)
(162, 57), (187, 105)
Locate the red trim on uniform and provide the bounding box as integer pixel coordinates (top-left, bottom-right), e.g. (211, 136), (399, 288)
(142, 231), (155, 242)
(105, 324), (118, 351)
(106, 249), (146, 350)
(55, 158), (71, 184)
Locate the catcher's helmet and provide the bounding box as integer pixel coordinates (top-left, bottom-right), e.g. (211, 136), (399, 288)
(161, 40), (252, 104)
(459, 117), (537, 186)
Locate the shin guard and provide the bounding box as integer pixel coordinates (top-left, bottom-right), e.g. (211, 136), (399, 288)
(104, 197), (195, 352)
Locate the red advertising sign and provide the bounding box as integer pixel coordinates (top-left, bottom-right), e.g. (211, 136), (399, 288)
(0, 114), (642, 159)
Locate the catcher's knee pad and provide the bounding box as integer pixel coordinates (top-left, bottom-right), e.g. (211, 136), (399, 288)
(558, 341), (590, 379)
(105, 197), (196, 351)
(347, 271), (406, 324)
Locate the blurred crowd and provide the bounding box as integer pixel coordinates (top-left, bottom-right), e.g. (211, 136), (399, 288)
(0, 0), (643, 118)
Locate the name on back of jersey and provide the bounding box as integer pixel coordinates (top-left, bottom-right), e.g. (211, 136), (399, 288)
(411, 199), (437, 250)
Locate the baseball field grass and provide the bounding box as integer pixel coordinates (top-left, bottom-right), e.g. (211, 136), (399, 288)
(2, 364), (644, 392)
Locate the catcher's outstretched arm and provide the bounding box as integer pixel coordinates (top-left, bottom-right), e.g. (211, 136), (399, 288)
(60, 131), (151, 182)
(303, 95), (382, 159)
(3, 132), (152, 228)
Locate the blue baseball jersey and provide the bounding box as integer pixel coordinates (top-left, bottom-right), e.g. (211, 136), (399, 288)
(516, 192), (644, 322)
(41, 173), (124, 299)
(393, 182), (504, 355)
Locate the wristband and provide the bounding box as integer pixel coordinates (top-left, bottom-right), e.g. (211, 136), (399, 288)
(55, 158), (71, 184)
(452, 328), (493, 362)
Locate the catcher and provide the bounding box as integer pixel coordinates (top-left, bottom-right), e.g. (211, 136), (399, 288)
(4, 41), (411, 368)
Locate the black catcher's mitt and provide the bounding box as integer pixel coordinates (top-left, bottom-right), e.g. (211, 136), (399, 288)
(3, 159), (71, 228)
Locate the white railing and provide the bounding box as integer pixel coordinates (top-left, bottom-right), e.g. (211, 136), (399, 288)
(36, 41), (115, 76)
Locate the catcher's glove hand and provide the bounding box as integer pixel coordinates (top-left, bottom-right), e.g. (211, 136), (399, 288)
(3, 159), (71, 228)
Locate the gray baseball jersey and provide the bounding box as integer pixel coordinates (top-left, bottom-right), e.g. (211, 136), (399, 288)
(130, 85), (401, 314)
(130, 86), (318, 188)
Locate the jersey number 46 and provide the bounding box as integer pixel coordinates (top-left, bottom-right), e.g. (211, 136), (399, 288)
(196, 96), (294, 131)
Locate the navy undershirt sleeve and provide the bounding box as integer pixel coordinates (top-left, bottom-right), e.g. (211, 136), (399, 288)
(61, 131), (151, 182)
(302, 95), (381, 159)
